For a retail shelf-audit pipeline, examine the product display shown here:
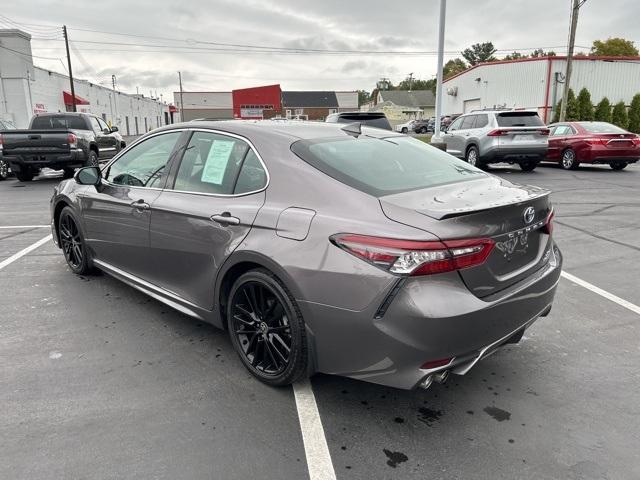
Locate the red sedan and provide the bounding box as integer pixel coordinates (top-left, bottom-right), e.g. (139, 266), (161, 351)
(546, 121), (640, 170)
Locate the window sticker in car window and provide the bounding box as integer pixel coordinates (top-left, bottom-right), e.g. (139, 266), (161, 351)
(201, 140), (234, 184)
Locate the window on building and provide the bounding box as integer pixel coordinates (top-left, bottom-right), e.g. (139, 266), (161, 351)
(295, 109), (304, 115)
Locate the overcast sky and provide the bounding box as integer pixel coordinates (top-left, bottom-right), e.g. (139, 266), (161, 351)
(2, 0), (638, 102)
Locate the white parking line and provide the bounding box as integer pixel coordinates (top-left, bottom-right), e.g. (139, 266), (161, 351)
(0, 225), (50, 229)
(561, 271), (640, 316)
(0, 234), (52, 271)
(293, 380), (337, 480)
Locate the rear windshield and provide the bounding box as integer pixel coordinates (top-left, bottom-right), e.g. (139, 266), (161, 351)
(496, 112), (543, 127)
(291, 136), (486, 196)
(579, 122), (627, 134)
(334, 115), (391, 130)
(31, 116), (87, 130)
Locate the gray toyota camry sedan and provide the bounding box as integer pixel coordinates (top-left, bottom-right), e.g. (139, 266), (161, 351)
(50, 120), (562, 390)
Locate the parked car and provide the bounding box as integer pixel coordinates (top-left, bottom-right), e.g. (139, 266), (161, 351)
(412, 118), (432, 134)
(0, 119), (17, 180)
(442, 110), (550, 171)
(395, 119), (416, 134)
(51, 120), (561, 390)
(546, 121), (640, 170)
(325, 111), (392, 130)
(1, 112), (123, 182)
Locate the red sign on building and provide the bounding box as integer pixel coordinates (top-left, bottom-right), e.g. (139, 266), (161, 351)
(232, 84), (282, 119)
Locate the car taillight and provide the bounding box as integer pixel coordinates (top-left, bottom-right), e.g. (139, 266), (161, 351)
(633, 137), (640, 146)
(330, 234), (495, 276)
(542, 210), (554, 235)
(538, 128), (551, 136)
(67, 133), (78, 148)
(585, 138), (606, 145)
(487, 129), (509, 136)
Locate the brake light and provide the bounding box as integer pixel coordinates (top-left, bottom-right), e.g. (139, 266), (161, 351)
(487, 129), (508, 136)
(586, 138), (606, 146)
(331, 234), (495, 276)
(538, 128), (551, 136)
(67, 133), (78, 148)
(542, 210), (554, 235)
(633, 137), (640, 146)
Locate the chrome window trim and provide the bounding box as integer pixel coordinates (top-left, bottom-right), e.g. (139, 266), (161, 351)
(100, 127), (270, 197)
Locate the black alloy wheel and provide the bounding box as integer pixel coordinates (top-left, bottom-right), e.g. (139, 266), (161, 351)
(59, 207), (92, 274)
(228, 269), (307, 386)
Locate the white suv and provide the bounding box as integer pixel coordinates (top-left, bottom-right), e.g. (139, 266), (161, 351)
(442, 110), (550, 171)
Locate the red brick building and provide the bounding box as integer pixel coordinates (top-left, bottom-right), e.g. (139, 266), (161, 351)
(232, 84), (282, 119)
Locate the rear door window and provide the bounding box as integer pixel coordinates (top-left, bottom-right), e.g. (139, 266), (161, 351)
(291, 135), (486, 197)
(496, 112), (544, 127)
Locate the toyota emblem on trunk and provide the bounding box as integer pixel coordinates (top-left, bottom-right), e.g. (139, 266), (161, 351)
(523, 206), (535, 224)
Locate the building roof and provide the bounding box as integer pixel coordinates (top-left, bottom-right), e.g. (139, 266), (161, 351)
(335, 91), (359, 109)
(443, 55), (640, 83)
(282, 91), (339, 108)
(378, 90), (435, 108)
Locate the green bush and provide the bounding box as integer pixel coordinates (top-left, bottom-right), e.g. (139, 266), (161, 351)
(628, 93), (640, 133)
(577, 88), (594, 121)
(611, 101), (628, 129)
(594, 97), (612, 122)
(551, 88), (578, 122)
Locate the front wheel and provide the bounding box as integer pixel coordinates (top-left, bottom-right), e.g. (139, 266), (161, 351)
(519, 160), (538, 172)
(227, 269), (308, 387)
(401, 127), (408, 134)
(0, 159), (8, 180)
(610, 161), (627, 171)
(561, 149), (579, 170)
(58, 207), (94, 275)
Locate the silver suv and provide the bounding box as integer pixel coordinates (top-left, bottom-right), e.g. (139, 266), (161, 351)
(442, 110), (549, 171)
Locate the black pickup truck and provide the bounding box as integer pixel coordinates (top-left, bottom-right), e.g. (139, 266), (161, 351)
(0, 112), (123, 182)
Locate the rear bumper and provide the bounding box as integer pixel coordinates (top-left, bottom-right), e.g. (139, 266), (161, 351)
(303, 243), (562, 390)
(577, 145), (639, 163)
(482, 145), (548, 163)
(5, 149), (86, 171)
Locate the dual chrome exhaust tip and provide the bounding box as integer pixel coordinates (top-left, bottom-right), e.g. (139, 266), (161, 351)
(419, 370), (450, 390)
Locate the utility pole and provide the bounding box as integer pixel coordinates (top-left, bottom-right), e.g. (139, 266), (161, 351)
(62, 25), (76, 112)
(111, 75), (118, 125)
(431, 0), (447, 148)
(559, 0), (586, 121)
(407, 72), (414, 92)
(178, 71), (184, 122)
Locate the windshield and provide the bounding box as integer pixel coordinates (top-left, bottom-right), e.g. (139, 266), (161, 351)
(579, 122), (628, 134)
(291, 135), (486, 197)
(496, 112), (543, 127)
(31, 116), (87, 130)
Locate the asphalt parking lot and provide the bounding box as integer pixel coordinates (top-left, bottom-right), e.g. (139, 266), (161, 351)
(1, 163), (639, 480)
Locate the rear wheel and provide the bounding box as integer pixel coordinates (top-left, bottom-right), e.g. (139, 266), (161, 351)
(62, 168), (75, 179)
(610, 161), (627, 171)
(15, 169), (34, 182)
(58, 207), (94, 275)
(0, 159), (8, 180)
(466, 145), (484, 169)
(85, 150), (99, 167)
(227, 269), (308, 387)
(401, 127), (408, 134)
(519, 160), (538, 172)
(561, 149), (579, 170)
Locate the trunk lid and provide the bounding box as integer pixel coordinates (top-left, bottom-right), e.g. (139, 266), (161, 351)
(2, 130), (73, 155)
(596, 133), (638, 149)
(379, 176), (553, 298)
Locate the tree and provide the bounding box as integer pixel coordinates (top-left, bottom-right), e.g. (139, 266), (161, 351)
(531, 48), (556, 57)
(628, 93), (640, 133)
(461, 42), (497, 66)
(577, 88), (594, 121)
(551, 89), (578, 122)
(443, 58), (467, 79)
(396, 78), (436, 93)
(594, 97), (612, 122)
(590, 38), (639, 56)
(504, 51), (526, 60)
(357, 90), (370, 107)
(611, 101), (628, 129)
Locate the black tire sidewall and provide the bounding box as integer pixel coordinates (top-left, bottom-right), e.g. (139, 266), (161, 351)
(227, 269), (308, 387)
(86, 150), (99, 167)
(16, 169), (34, 182)
(610, 161), (627, 171)
(59, 207), (92, 275)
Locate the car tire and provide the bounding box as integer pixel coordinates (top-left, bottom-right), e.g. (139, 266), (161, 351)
(58, 207), (95, 275)
(62, 168), (75, 179)
(0, 159), (8, 180)
(401, 127), (408, 134)
(227, 268), (308, 387)
(85, 150), (99, 167)
(465, 145), (484, 169)
(561, 149), (579, 170)
(610, 161), (627, 171)
(519, 160), (538, 172)
(15, 169), (34, 182)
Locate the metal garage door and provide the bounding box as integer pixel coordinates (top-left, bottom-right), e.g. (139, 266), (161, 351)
(463, 98), (481, 113)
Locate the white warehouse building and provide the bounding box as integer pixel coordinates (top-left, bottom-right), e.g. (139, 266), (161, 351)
(442, 56), (640, 123)
(0, 29), (170, 133)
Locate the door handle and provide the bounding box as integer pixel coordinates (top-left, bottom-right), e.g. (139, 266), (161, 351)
(211, 212), (240, 226)
(130, 199), (150, 211)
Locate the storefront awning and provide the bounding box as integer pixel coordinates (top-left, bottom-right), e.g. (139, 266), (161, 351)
(63, 91), (90, 106)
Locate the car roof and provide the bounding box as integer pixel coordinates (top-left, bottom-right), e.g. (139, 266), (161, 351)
(155, 119), (402, 141)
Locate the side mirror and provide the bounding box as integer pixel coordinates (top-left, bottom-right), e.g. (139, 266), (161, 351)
(74, 166), (102, 186)
(110, 126), (119, 133)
